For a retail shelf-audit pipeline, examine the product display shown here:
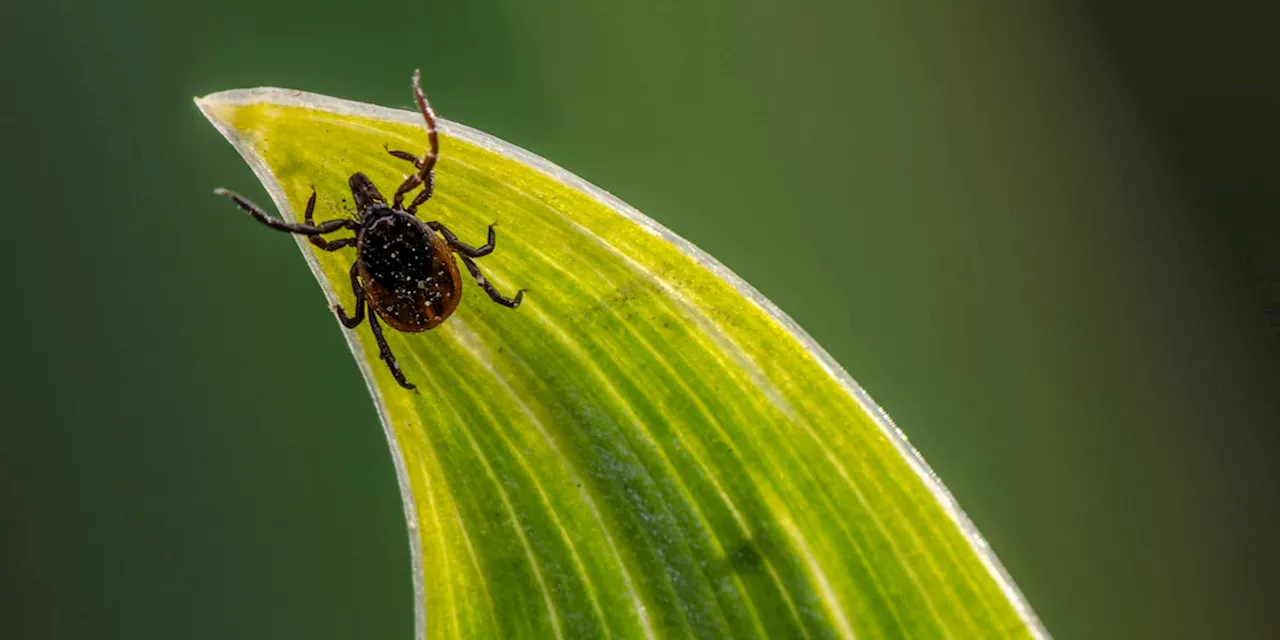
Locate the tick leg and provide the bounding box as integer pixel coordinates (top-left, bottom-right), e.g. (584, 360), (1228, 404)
(311, 236), (357, 251)
(404, 175), (435, 214)
(385, 148), (435, 214)
(429, 221), (495, 257)
(302, 187), (319, 224)
(334, 263), (366, 328)
(367, 305), (416, 390)
(215, 188), (351, 235)
(386, 149), (420, 165)
(390, 69), (440, 210)
(459, 255), (524, 308)
(301, 187), (354, 251)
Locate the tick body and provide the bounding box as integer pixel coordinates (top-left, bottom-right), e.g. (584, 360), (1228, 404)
(354, 199), (462, 332)
(214, 70), (524, 390)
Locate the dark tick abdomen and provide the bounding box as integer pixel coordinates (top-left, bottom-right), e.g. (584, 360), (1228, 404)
(358, 211), (462, 332)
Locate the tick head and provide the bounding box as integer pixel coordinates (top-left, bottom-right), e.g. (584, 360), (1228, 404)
(349, 171), (388, 211)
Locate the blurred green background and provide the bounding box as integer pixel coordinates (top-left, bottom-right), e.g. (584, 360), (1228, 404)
(3, 1), (1277, 638)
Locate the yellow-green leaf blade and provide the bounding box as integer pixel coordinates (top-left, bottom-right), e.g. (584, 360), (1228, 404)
(197, 87), (1046, 639)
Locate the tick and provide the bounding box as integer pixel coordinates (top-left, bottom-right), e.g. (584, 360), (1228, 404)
(214, 70), (524, 390)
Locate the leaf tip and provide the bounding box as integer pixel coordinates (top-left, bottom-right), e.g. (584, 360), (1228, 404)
(194, 93), (236, 130)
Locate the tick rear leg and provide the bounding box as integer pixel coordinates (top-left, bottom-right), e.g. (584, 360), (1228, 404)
(215, 188), (352, 235)
(367, 306), (416, 390)
(389, 69), (440, 209)
(334, 263), (366, 328)
(429, 221), (495, 257)
(459, 255), (524, 308)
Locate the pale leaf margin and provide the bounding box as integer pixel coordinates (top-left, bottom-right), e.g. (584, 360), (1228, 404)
(195, 87), (1049, 640)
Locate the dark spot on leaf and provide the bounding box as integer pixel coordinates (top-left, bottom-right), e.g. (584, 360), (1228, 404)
(728, 540), (763, 573)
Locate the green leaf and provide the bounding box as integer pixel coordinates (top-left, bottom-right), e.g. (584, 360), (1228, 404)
(197, 85), (1046, 640)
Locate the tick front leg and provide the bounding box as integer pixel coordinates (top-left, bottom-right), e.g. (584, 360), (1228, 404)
(388, 69), (440, 210)
(459, 255), (524, 308)
(215, 188), (351, 235)
(403, 174), (435, 214)
(429, 221), (495, 257)
(367, 306), (416, 390)
(311, 236), (357, 251)
(334, 263), (366, 328)
(386, 146), (435, 212)
(302, 186), (356, 250)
